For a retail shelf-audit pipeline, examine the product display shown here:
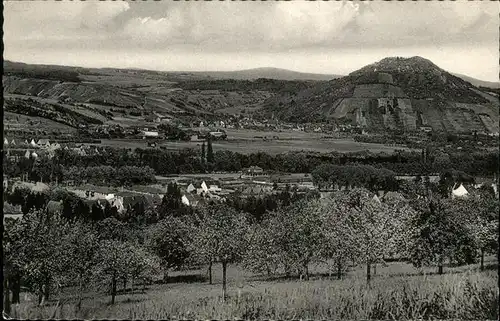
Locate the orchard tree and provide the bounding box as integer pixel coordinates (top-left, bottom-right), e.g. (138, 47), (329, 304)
(409, 196), (473, 274)
(3, 218), (26, 312)
(189, 204), (249, 301)
(145, 217), (190, 282)
(331, 188), (412, 283)
(318, 195), (361, 279)
(127, 246), (161, 294)
(454, 195), (499, 270)
(93, 240), (134, 304)
(13, 210), (70, 305)
(60, 221), (100, 309)
(275, 200), (325, 280)
(243, 215), (281, 276)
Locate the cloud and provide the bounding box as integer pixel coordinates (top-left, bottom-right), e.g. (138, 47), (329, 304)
(3, 1), (499, 81)
(4, 1), (129, 42)
(115, 1), (497, 51)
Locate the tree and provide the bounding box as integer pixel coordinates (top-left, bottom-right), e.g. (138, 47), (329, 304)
(93, 240), (134, 304)
(245, 201), (325, 280)
(206, 137), (214, 164)
(11, 210), (70, 305)
(201, 141), (206, 164)
(277, 200), (325, 280)
(189, 204), (249, 301)
(60, 221), (100, 309)
(3, 218), (26, 310)
(243, 216), (281, 277)
(409, 197), (473, 274)
(145, 217), (190, 282)
(455, 194), (499, 270)
(159, 183), (184, 218)
(322, 189), (413, 283)
(127, 246), (161, 294)
(318, 196), (361, 279)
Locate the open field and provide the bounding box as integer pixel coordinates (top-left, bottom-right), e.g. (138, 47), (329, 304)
(9, 258), (498, 320)
(95, 134), (413, 155)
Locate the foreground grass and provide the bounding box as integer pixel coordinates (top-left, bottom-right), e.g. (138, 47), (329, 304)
(9, 262), (498, 320)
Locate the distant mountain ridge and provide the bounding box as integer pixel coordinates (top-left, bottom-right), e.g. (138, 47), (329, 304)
(178, 67), (341, 81)
(4, 60), (497, 87)
(450, 73), (499, 89)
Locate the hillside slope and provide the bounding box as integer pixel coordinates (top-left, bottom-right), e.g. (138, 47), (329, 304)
(264, 56), (499, 134)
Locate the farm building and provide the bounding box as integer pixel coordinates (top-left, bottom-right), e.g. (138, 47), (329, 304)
(187, 184), (196, 193)
(142, 131), (160, 139)
(208, 131), (227, 140)
(451, 184), (469, 199)
(242, 166), (264, 176)
(181, 195), (190, 206)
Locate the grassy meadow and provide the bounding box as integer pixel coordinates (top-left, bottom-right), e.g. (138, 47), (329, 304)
(96, 133), (411, 155)
(9, 258), (498, 320)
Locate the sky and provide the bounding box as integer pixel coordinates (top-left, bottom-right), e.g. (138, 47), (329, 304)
(4, 0), (499, 81)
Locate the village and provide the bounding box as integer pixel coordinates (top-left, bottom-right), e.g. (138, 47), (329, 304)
(4, 133), (497, 225)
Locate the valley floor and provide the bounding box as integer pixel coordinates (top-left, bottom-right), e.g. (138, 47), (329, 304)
(96, 136), (414, 155)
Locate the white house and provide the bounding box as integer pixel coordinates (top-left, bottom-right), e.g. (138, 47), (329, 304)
(143, 131), (159, 138)
(181, 195), (190, 206)
(201, 181), (209, 193)
(187, 183), (196, 193)
(451, 184), (469, 199)
(209, 185), (222, 193)
(492, 183), (498, 199)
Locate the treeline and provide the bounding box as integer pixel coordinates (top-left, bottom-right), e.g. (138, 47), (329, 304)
(4, 146), (499, 183)
(312, 164), (399, 191)
(2, 155), (155, 187)
(226, 185), (320, 221)
(63, 166), (156, 186)
(4, 186), (498, 313)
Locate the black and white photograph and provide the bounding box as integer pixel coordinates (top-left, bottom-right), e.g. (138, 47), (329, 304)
(2, 0), (499, 319)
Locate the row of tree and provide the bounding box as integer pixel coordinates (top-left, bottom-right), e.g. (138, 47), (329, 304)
(311, 164), (399, 191)
(4, 145), (498, 183)
(62, 165), (156, 186)
(4, 185), (498, 311)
